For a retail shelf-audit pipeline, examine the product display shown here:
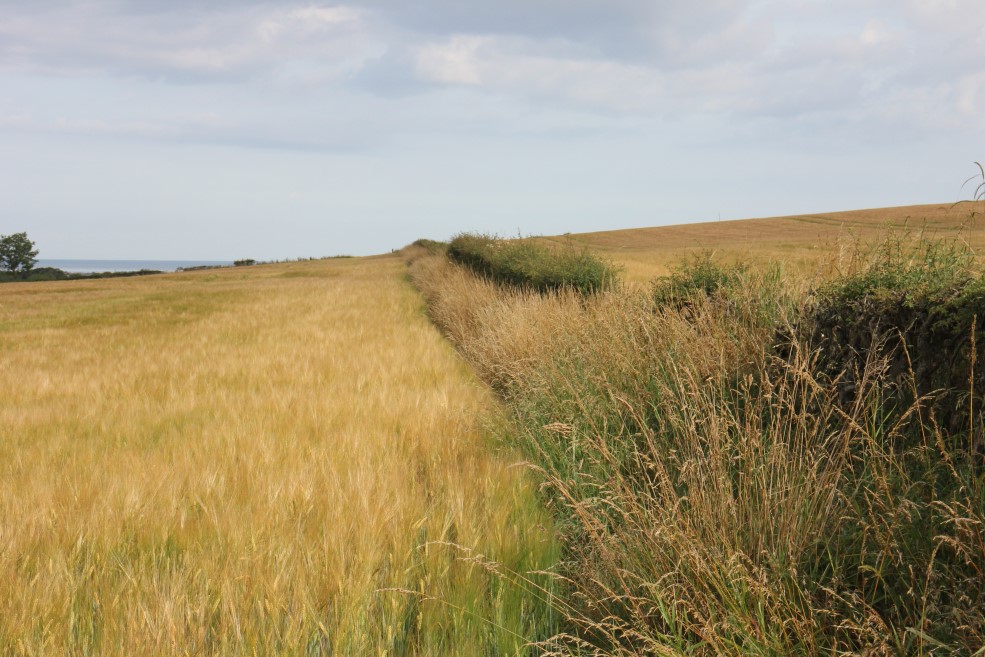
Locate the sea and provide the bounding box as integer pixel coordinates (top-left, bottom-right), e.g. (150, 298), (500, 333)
(38, 259), (233, 274)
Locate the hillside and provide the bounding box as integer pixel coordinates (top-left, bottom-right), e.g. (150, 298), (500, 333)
(544, 201), (985, 281)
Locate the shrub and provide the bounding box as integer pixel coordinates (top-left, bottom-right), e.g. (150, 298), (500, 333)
(653, 252), (790, 337)
(410, 239), (447, 255)
(25, 267), (70, 281)
(447, 233), (617, 295)
(803, 237), (985, 436)
(0, 268), (166, 283)
(0, 268), (66, 283)
(652, 252), (749, 307)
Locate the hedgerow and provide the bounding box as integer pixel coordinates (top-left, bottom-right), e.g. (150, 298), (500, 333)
(447, 233), (617, 295)
(410, 237), (985, 656)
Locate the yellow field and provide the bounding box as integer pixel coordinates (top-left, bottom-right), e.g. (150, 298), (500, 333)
(0, 256), (555, 655)
(545, 202), (985, 282)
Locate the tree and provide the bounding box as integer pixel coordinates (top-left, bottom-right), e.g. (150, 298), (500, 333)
(0, 232), (39, 278)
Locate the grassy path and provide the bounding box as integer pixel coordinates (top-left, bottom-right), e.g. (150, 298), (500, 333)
(0, 256), (555, 655)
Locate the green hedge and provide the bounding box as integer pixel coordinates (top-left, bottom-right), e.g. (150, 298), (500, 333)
(410, 238), (448, 256)
(652, 253), (749, 307)
(0, 267), (165, 283)
(653, 244), (985, 439)
(447, 233), (617, 295)
(803, 240), (985, 436)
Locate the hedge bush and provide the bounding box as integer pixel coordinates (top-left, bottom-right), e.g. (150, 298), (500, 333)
(803, 239), (985, 438)
(447, 233), (616, 295)
(652, 252), (749, 307)
(410, 238), (447, 256)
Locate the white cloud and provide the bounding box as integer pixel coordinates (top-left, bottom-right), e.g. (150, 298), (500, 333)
(415, 36), (486, 85)
(391, 0), (984, 133)
(0, 3), (379, 81)
(258, 6), (361, 44)
(955, 72), (985, 116)
(2, 0), (983, 147)
(288, 6), (361, 26)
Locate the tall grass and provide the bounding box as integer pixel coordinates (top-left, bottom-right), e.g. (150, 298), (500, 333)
(0, 256), (557, 655)
(410, 248), (984, 655)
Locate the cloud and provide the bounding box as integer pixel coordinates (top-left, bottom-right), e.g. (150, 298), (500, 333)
(0, 73), (387, 154)
(415, 36), (486, 86)
(1, 0), (983, 146)
(360, 0), (658, 54)
(390, 0), (984, 132)
(411, 36), (667, 113)
(3, 0), (984, 261)
(0, 2), (381, 82)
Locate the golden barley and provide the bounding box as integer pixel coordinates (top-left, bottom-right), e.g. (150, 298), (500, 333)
(0, 256), (556, 656)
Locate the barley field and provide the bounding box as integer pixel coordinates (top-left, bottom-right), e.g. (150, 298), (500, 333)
(0, 256), (556, 655)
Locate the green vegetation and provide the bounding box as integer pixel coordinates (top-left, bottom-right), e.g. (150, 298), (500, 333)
(411, 238), (448, 255)
(650, 252), (787, 328)
(0, 232), (38, 278)
(411, 237), (984, 656)
(447, 232), (618, 294)
(0, 266), (164, 283)
(175, 264), (224, 272)
(804, 237), (985, 433)
(0, 233), (170, 283)
(651, 251), (749, 306)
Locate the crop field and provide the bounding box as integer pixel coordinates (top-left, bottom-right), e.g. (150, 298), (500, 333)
(546, 202), (985, 282)
(0, 256), (556, 655)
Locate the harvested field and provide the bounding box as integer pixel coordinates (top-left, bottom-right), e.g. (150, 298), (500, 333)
(544, 202), (985, 282)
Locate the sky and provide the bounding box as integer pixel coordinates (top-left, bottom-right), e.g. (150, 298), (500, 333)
(1, 1), (984, 259)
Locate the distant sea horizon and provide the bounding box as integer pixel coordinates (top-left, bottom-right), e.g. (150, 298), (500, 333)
(38, 259), (233, 273)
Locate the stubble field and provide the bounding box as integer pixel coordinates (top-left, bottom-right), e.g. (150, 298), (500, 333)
(549, 202), (985, 281)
